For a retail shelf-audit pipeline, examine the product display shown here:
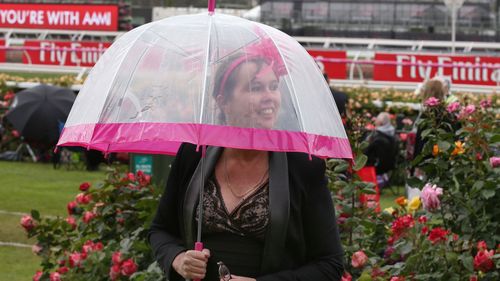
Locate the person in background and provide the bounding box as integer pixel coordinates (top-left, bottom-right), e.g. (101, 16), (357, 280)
(323, 72), (349, 119)
(364, 112), (398, 188)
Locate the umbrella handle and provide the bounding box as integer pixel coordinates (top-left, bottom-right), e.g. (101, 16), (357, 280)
(193, 242), (204, 281)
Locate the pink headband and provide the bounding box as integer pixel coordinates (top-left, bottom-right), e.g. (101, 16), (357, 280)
(217, 36), (287, 98)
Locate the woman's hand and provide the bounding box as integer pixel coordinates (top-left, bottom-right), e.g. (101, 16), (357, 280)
(221, 275), (256, 281)
(172, 249), (210, 280)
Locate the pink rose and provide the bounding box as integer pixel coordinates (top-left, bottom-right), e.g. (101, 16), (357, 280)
(120, 259), (138, 276)
(490, 157), (500, 168)
(112, 251), (122, 265)
(402, 118), (413, 126)
(57, 266), (69, 274)
(69, 252), (83, 268)
(79, 182), (90, 191)
(127, 172), (135, 181)
(75, 193), (92, 205)
(33, 270), (43, 281)
(424, 97), (440, 107)
(20, 215), (36, 232)
(421, 183), (443, 212)
(109, 264), (121, 280)
(67, 201), (78, 215)
(341, 272), (352, 281)
(49, 272), (61, 281)
(446, 101), (461, 113)
(474, 249), (495, 272)
(351, 250), (369, 268)
(480, 99), (492, 109)
(418, 215), (428, 224)
(82, 211), (96, 224)
(65, 216), (76, 229)
(477, 240), (488, 251)
(390, 277), (406, 281)
(464, 104), (476, 115)
(32, 244), (43, 255)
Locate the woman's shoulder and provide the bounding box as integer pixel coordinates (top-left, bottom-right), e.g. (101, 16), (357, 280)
(286, 152), (326, 177)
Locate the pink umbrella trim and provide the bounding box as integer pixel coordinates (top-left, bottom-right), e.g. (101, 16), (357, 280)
(58, 123), (352, 159)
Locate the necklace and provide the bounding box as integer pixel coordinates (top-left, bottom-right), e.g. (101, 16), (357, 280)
(223, 154), (268, 199)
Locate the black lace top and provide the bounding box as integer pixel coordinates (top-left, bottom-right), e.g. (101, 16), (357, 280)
(199, 175), (270, 241)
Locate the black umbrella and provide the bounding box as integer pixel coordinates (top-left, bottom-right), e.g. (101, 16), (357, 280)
(4, 84), (76, 145)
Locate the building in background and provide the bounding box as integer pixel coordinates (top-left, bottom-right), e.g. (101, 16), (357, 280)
(260, 0), (500, 42)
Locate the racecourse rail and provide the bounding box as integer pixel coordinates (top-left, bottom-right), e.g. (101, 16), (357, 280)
(0, 28), (499, 93)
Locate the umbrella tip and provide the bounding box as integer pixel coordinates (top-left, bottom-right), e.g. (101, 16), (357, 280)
(208, 0), (215, 14)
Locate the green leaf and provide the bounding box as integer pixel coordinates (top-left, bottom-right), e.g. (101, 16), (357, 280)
(334, 162), (349, 173)
(490, 134), (500, 143)
(481, 189), (495, 199)
(437, 141), (451, 151)
(31, 210), (40, 221)
(461, 256), (473, 271)
(421, 128), (433, 138)
(353, 154), (368, 171)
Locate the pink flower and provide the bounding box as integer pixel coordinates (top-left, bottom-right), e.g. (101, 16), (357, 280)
(112, 251), (122, 265)
(480, 99), (492, 108)
(428, 227), (449, 244)
(477, 241), (488, 251)
(79, 182), (90, 191)
(67, 201), (78, 215)
(418, 215), (428, 224)
(20, 215), (36, 232)
(351, 250), (369, 268)
(490, 157), (500, 168)
(82, 211), (96, 224)
(446, 101), (461, 113)
(341, 272), (352, 281)
(127, 172), (135, 181)
(49, 272), (61, 281)
(473, 249), (495, 272)
(69, 252), (83, 268)
(65, 216), (76, 229)
(464, 104), (476, 115)
(120, 259), (138, 276)
(109, 264), (121, 280)
(75, 193), (92, 205)
(56, 267), (69, 274)
(32, 244), (42, 255)
(424, 97), (440, 107)
(390, 277), (406, 281)
(33, 270), (43, 281)
(470, 275), (478, 281)
(402, 118), (413, 126)
(421, 183), (443, 212)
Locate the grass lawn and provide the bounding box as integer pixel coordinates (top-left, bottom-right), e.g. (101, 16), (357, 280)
(0, 161), (107, 280)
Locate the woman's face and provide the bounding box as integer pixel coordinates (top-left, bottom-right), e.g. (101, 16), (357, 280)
(220, 61), (281, 129)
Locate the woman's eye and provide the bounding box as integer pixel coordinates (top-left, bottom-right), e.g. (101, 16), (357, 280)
(250, 85), (263, 92)
(269, 83), (279, 91)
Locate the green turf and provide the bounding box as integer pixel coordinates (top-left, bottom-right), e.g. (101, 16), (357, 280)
(0, 162), (105, 216)
(0, 214), (36, 245)
(0, 246), (41, 281)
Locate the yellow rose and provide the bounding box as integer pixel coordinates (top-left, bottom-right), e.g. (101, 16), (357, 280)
(408, 196), (421, 212)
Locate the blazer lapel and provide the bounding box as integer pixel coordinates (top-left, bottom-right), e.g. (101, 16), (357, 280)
(261, 152), (290, 273)
(183, 146), (223, 249)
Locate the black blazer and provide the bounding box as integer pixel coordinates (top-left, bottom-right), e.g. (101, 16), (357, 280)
(148, 143), (344, 281)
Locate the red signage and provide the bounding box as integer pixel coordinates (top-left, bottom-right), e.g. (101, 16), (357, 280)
(22, 40), (111, 67)
(0, 40), (5, 63)
(374, 53), (500, 86)
(307, 49), (347, 79)
(0, 4), (118, 31)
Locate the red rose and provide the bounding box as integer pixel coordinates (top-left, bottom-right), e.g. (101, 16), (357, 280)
(79, 182), (91, 191)
(69, 252), (83, 268)
(65, 216), (76, 229)
(33, 270), (43, 281)
(20, 215), (36, 232)
(390, 276), (405, 281)
(473, 249), (495, 272)
(57, 266), (69, 274)
(49, 272), (61, 281)
(109, 264), (121, 280)
(418, 215), (427, 224)
(120, 259), (138, 276)
(12, 130), (20, 137)
(421, 226), (429, 235)
(477, 241), (487, 251)
(469, 275), (478, 281)
(117, 217), (125, 225)
(112, 251), (122, 265)
(93, 242), (104, 251)
(127, 172), (135, 181)
(76, 193), (92, 205)
(82, 211), (96, 224)
(341, 272), (352, 281)
(428, 227), (449, 244)
(67, 201), (78, 215)
(351, 250), (368, 268)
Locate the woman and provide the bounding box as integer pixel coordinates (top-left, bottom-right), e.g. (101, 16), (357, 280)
(148, 40), (344, 281)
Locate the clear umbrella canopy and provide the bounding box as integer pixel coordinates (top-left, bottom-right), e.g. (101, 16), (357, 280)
(58, 13), (351, 159)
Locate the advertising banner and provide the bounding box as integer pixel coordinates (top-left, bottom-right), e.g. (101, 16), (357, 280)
(373, 53), (500, 86)
(0, 40), (5, 63)
(307, 49), (347, 79)
(0, 4), (118, 31)
(22, 40), (111, 67)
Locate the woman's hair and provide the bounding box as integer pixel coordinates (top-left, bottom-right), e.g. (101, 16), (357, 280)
(421, 79), (446, 102)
